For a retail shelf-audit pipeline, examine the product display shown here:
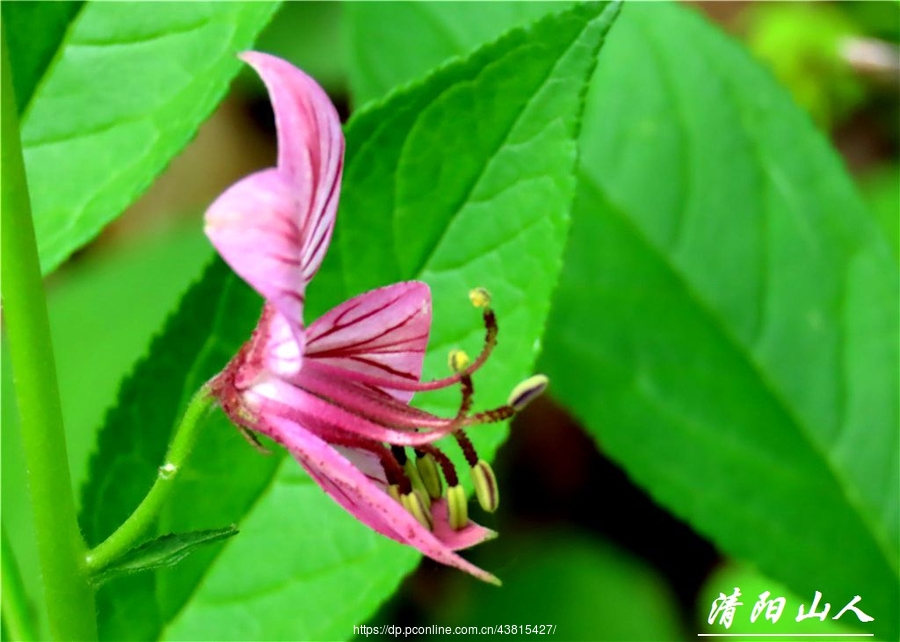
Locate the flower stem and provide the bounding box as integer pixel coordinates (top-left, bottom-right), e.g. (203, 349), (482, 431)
(0, 26), (98, 641)
(86, 387), (216, 574)
(1, 526), (39, 641)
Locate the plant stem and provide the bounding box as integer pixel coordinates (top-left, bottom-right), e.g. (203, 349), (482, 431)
(0, 26), (98, 641)
(86, 387), (215, 574)
(1, 526), (39, 641)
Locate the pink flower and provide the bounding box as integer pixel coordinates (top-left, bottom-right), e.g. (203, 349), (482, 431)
(204, 52), (546, 585)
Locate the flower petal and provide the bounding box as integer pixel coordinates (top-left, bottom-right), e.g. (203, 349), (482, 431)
(241, 51), (343, 286)
(246, 375), (454, 446)
(262, 414), (500, 585)
(304, 282), (432, 401)
(205, 169), (307, 342)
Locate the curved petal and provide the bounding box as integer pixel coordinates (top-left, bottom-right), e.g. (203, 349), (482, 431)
(261, 414), (500, 585)
(235, 306), (304, 384)
(205, 169), (307, 343)
(241, 51), (343, 286)
(304, 282), (432, 401)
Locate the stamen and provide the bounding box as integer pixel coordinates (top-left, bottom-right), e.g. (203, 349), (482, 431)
(392, 446), (430, 508)
(468, 287), (492, 309)
(401, 491), (433, 530)
(387, 484), (402, 503)
(403, 458), (432, 510)
(453, 430), (480, 468)
(508, 374), (549, 411)
(325, 435), (411, 494)
(448, 349), (470, 373)
(471, 459), (499, 513)
(446, 485), (468, 530)
(415, 450), (443, 500)
(416, 444), (460, 487)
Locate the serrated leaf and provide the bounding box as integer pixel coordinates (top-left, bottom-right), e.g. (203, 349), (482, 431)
(93, 526), (238, 587)
(538, 5), (898, 640)
(11, 1), (279, 275)
(344, 4), (899, 640)
(79, 3), (619, 639)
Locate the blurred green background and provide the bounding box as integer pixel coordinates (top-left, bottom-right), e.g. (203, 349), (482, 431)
(2, 2), (896, 640)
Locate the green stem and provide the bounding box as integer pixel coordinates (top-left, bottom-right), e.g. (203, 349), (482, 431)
(1, 526), (39, 641)
(86, 387), (215, 573)
(0, 25), (98, 642)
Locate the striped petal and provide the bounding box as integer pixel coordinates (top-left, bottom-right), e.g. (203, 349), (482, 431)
(241, 51), (343, 287)
(261, 414), (500, 585)
(303, 282), (432, 402)
(205, 53), (343, 343)
(205, 170), (306, 344)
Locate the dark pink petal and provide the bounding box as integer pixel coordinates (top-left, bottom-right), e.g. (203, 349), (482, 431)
(262, 414), (500, 585)
(241, 51), (343, 287)
(304, 282), (431, 401)
(245, 376), (454, 446)
(205, 170), (307, 341)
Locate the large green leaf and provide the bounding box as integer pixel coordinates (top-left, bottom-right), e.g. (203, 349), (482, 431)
(8, 1), (278, 274)
(79, 3), (619, 639)
(544, 5), (897, 640)
(344, 3), (899, 640)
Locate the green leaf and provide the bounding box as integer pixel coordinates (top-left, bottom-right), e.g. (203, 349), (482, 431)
(344, 3), (899, 640)
(79, 3), (619, 638)
(346, 1), (565, 107)
(13, 1), (279, 275)
(93, 527), (238, 587)
(538, 5), (899, 640)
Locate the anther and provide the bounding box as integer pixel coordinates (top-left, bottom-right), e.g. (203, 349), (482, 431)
(402, 457), (431, 510)
(508, 374), (549, 411)
(471, 459), (499, 512)
(415, 450), (443, 500)
(401, 492), (433, 530)
(448, 349), (470, 373)
(469, 287), (492, 309)
(446, 485), (468, 530)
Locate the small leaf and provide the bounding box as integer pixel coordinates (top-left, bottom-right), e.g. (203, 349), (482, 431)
(93, 526), (238, 587)
(13, 1), (279, 274)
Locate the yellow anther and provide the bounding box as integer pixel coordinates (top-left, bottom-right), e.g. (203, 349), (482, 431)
(403, 460), (431, 509)
(507, 374), (549, 411)
(387, 484), (402, 503)
(468, 287), (492, 309)
(471, 459), (499, 513)
(448, 349), (471, 374)
(446, 485), (468, 530)
(401, 492), (433, 530)
(416, 453), (443, 500)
